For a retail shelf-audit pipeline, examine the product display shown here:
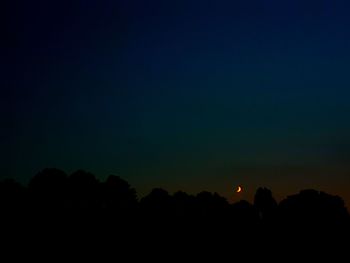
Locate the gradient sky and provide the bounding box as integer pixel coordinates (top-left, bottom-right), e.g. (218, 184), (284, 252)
(4, 0), (350, 206)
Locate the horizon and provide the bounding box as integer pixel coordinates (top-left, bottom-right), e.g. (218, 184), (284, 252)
(3, 167), (349, 211)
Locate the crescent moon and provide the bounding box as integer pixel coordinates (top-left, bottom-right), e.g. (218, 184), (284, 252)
(236, 186), (242, 193)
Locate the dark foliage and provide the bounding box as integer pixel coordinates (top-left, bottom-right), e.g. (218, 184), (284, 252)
(0, 168), (349, 255)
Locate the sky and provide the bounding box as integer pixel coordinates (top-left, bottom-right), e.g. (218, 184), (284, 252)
(4, 0), (350, 206)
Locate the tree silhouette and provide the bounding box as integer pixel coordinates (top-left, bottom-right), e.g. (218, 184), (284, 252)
(279, 189), (349, 228)
(140, 188), (174, 219)
(0, 167), (349, 248)
(254, 187), (277, 223)
(173, 191), (197, 219)
(196, 191), (229, 220)
(68, 170), (100, 210)
(101, 174), (137, 213)
(230, 200), (259, 226)
(0, 179), (26, 216)
(28, 168), (68, 210)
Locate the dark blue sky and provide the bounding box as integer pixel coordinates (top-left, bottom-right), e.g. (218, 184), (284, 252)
(4, 0), (350, 204)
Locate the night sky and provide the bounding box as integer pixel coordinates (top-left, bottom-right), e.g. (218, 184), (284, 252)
(4, 0), (350, 206)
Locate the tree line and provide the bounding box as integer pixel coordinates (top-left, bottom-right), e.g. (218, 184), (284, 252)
(1, 167), (349, 253)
